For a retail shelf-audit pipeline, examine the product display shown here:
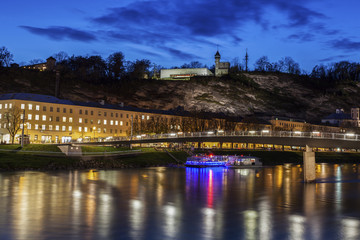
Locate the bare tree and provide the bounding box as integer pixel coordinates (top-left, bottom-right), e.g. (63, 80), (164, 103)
(0, 46), (14, 67)
(1, 106), (22, 144)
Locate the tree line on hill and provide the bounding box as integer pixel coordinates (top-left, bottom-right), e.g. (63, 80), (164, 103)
(1, 46), (360, 91)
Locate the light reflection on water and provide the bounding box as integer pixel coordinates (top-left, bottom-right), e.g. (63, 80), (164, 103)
(0, 164), (359, 239)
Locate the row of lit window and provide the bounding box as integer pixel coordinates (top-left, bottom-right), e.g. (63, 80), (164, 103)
(18, 103), (140, 119)
(0, 103), (13, 109)
(2, 102), (156, 121)
(0, 123), (121, 134)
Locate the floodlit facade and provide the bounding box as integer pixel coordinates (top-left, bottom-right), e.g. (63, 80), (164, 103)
(160, 68), (213, 79)
(0, 93), (183, 144)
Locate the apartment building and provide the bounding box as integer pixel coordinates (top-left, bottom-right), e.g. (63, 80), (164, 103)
(0, 93), (182, 143)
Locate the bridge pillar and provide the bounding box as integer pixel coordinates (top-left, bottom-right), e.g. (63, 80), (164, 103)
(303, 145), (316, 183)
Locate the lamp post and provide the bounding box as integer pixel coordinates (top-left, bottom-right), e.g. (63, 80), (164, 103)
(93, 126), (96, 142)
(21, 109), (25, 148)
(130, 115), (133, 149)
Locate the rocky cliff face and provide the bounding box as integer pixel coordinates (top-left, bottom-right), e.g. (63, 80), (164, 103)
(2, 70), (360, 121)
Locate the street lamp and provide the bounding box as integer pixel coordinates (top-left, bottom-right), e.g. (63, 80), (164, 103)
(93, 126), (96, 142)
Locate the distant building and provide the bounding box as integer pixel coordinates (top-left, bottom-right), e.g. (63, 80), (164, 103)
(23, 57), (56, 71)
(160, 68), (213, 80)
(351, 107), (360, 127)
(321, 109), (351, 126)
(160, 51), (230, 80)
(215, 51), (230, 77)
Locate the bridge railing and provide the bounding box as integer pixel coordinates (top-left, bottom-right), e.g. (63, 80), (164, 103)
(109, 130), (359, 142)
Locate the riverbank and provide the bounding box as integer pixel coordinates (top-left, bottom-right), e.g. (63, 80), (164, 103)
(1, 145), (360, 171)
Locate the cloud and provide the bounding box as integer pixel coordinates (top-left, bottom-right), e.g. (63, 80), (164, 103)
(329, 38), (360, 51)
(20, 26), (97, 42)
(287, 33), (315, 42)
(319, 55), (351, 62)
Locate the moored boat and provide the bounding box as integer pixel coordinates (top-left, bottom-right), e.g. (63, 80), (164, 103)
(185, 154), (262, 168)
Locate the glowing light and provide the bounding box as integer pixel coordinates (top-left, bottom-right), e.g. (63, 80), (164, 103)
(177, 132), (183, 134)
(262, 130), (269, 133)
(345, 133), (355, 137)
(312, 131), (320, 134)
(207, 131), (214, 134)
(207, 170), (213, 208)
(249, 131), (255, 134)
(218, 130), (224, 133)
(170, 133), (176, 136)
(136, 135), (142, 138)
(294, 131), (302, 134)
(73, 190), (82, 198)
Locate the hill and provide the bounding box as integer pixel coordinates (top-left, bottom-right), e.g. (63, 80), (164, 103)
(1, 68), (359, 122)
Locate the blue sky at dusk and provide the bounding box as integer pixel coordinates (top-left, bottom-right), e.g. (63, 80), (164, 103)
(1, 0), (360, 72)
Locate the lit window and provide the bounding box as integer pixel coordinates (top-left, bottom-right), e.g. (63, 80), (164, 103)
(78, 127), (82, 132)
(20, 124), (24, 129)
(62, 126), (66, 131)
(103, 128), (106, 133)
(28, 104), (32, 110)
(21, 104), (25, 109)
(5, 103), (8, 109)
(63, 117), (66, 122)
(68, 126), (72, 131)
(42, 115), (46, 121)
(115, 120), (118, 125)
(120, 121), (123, 126)
(49, 116), (53, 122)
(55, 125), (59, 131)
(98, 119), (101, 124)
(27, 123), (31, 130)
(97, 128), (101, 133)
(0, 104), (2, 109)
(79, 118), (82, 123)
(142, 115), (145, 120)
(0, 113), (1, 119)
(42, 125), (46, 130)
(104, 120), (107, 125)
(147, 115), (150, 120)
(21, 114), (24, 120)
(49, 125), (53, 130)
(36, 105), (40, 111)
(35, 115), (39, 120)
(110, 120), (114, 125)
(84, 127), (88, 132)
(35, 124), (39, 130)
(9, 103), (12, 108)
(69, 117), (73, 123)
(28, 114), (32, 120)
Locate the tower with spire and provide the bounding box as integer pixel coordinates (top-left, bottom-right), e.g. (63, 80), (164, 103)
(214, 50), (230, 77)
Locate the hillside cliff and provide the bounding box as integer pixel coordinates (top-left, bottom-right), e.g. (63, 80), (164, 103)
(1, 68), (359, 122)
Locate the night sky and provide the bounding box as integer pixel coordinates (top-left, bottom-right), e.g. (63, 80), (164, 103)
(2, 0), (360, 71)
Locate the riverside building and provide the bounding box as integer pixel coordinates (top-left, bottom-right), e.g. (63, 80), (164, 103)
(0, 93), (184, 144)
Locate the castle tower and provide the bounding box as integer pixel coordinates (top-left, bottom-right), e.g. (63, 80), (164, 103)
(214, 50), (229, 77)
(215, 51), (221, 76)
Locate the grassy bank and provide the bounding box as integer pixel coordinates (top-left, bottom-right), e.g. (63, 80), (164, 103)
(0, 145), (188, 170)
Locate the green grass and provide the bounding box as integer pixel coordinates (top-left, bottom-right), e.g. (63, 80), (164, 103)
(81, 145), (139, 152)
(22, 144), (62, 152)
(0, 145), (20, 150)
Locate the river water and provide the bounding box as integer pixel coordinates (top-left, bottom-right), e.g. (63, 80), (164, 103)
(0, 164), (360, 240)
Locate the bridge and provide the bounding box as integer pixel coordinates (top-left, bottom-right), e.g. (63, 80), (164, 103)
(72, 130), (360, 183)
(77, 130), (360, 150)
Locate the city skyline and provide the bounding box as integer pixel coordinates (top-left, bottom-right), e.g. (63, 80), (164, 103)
(2, 0), (360, 71)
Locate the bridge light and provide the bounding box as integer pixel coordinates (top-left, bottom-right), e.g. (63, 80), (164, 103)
(345, 133), (355, 137)
(170, 133), (176, 136)
(136, 135), (142, 138)
(294, 131), (302, 134)
(262, 130), (269, 133)
(218, 130), (224, 133)
(141, 134), (146, 137)
(249, 131), (255, 134)
(207, 131), (214, 134)
(177, 132), (183, 135)
(312, 131), (320, 134)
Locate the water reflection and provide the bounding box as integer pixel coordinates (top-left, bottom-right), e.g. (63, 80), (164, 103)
(0, 164), (359, 239)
